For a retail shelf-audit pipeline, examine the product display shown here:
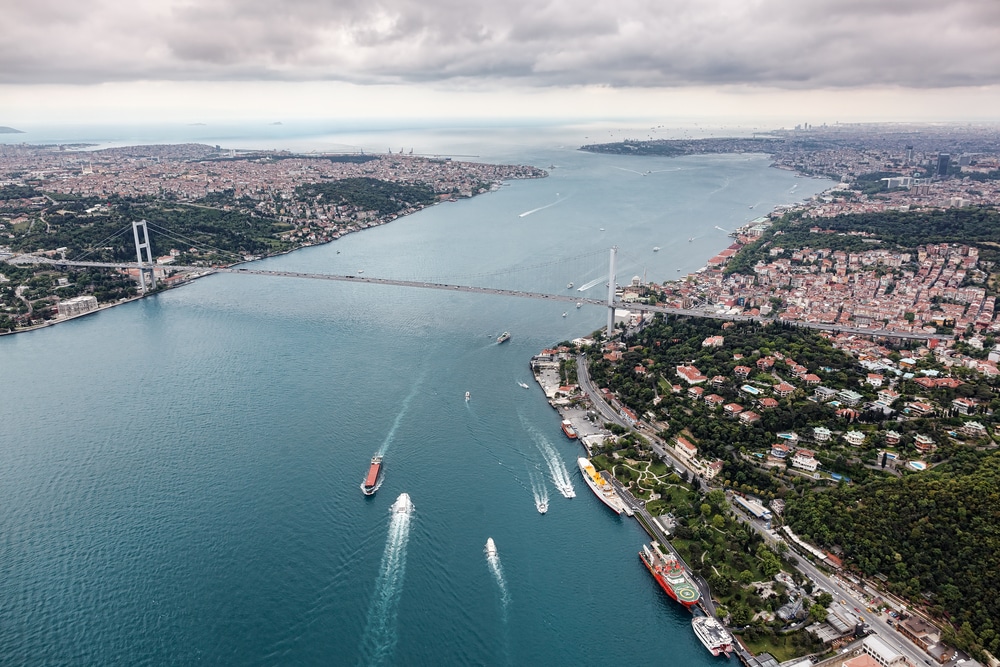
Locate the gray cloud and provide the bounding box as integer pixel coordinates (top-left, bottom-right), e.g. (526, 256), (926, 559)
(1, 0), (998, 89)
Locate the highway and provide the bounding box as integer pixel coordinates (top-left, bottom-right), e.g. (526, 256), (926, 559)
(576, 352), (940, 665)
(730, 504), (939, 667)
(11, 255), (943, 341)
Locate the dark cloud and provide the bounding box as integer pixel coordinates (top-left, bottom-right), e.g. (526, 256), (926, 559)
(1, 0), (998, 89)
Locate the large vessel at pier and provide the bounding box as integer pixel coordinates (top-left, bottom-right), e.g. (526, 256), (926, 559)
(561, 420), (578, 439)
(361, 455), (384, 496)
(577, 457), (627, 515)
(639, 542), (701, 608)
(691, 615), (734, 658)
(497, 331), (511, 344)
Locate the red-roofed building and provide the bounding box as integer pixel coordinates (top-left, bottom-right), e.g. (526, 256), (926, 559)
(774, 382), (796, 398)
(802, 373), (821, 385)
(704, 394), (725, 406)
(674, 436), (697, 459)
(723, 403), (744, 418)
(759, 397), (779, 410)
(739, 411), (761, 424)
(676, 365), (707, 384)
(734, 365), (752, 378)
(702, 335), (725, 348)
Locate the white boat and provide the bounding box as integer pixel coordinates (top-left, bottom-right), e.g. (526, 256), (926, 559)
(465, 391), (470, 401)
(567, 282), (574, 289)
(576, 302), (582, 308)
(536, 499), (548, 514)
(562, 312), (567, 317)
(653, 246), (660, 252)
(577, 457), (627, 515)
(691, 616), (734, 657)
(485, 537), (497, 556)
(518, 381), (529, 389)
(392, 493), (414, 515)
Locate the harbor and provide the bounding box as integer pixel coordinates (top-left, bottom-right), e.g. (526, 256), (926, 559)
(530, 345), (731, 656)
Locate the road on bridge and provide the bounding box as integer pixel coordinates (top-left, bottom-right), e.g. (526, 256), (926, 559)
(11, 255), (943, 341)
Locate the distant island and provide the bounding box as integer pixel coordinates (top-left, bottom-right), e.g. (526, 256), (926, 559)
(0, 126), (25, 134)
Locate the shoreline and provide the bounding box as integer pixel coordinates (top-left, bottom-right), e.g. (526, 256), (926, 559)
(0, 173), (536, 337)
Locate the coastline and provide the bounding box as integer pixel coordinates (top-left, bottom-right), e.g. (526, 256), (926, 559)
(0, 170), (542, 337)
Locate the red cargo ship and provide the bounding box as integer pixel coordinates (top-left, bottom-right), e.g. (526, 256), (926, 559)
(361, 455), (384, 496)
(639, 541), (701, 608)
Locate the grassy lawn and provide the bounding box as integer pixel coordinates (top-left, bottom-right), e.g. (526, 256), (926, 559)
(740, 632), (813, 662)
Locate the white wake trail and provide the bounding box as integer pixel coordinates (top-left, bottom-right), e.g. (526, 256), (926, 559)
(485, 541), (510, 612)
(529, 470), (550, 513)
(576, 276), (606, 292)
(377, 375), (424, 457)
(358, 494), (415, 667)
(518, 196), (565, 218)
(523, 422), (576, 498)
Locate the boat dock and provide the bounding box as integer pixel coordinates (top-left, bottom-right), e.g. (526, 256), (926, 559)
(605, 472), (717, 618)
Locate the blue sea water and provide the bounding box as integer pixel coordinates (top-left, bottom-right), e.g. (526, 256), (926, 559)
(0, 124), (833, 665)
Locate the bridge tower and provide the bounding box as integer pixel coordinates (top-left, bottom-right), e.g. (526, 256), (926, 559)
(131, 219), (157, 292)
(606, 246), (617, 338)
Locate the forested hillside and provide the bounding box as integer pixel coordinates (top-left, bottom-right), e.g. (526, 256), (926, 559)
(785, 452), (1000, 658)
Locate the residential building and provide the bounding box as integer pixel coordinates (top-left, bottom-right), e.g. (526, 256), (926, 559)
(675, 436), (697, 459)
(843, 430), (866, 446)
(813, 426), (832, 442)
(676, 365), (707, 384)
(913, 434), (936, 453)
(791, 449), (818, 472)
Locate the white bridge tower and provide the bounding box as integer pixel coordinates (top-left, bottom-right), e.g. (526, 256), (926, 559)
(131, 219), (157, 292)
(606, 246), (617, 338)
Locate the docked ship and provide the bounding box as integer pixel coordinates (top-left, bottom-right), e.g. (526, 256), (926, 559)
(691, 615), (734, 658)
(639, 542), (701, 608)
(577, 457), (627, 515)
(561, 420), (578, 439)
(361, 455), (384, 496)
(497, 331), (511, 344)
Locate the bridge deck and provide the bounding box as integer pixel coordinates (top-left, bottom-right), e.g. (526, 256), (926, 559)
(7, 256), (941, 341)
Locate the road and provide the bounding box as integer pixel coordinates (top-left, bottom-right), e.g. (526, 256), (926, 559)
(577, 353), (939, 666)
(731, 507), (937, 667)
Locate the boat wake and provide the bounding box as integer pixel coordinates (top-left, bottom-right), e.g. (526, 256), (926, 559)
(358, 493), (414, 667)
(485, 540), (511, 612)
(529, 471), (549, 514)
(523, 422), (576, 498)
(576, 276), (606, 292)
(517, 380), (529, 389)
(518, 196), (565, 218)
(376, 375), (424, 457)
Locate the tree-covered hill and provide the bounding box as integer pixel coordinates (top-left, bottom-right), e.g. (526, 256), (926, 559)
(785, 452), (1000, 658)
(294, 177), (435, 215)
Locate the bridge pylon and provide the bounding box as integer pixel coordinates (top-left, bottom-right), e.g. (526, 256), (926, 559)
(606, 246), (617, 338)
(131, 219), (157, 292)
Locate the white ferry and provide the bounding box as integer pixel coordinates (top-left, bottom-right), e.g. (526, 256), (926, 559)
(577, 457), (627, 516)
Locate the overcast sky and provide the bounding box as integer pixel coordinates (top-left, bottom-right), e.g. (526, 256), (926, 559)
(3, 0), (1000, 124)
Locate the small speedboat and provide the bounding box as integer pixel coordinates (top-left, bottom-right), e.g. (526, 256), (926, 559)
(653, 246), (660, 252)
(567, 282), (574, 289)
(562, 312), (567, 317)
(465, 391), (470, 401)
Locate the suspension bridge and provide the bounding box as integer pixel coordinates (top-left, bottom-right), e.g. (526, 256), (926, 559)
(5, 219), (940, 341)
